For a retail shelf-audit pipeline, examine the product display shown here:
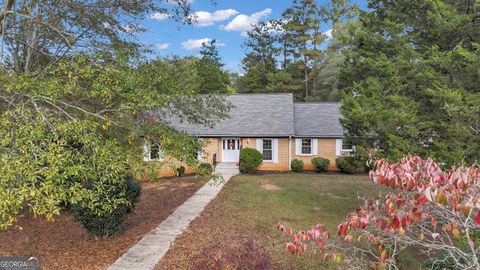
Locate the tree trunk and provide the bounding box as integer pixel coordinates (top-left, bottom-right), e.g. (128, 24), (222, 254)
(304, 52), (308, 100)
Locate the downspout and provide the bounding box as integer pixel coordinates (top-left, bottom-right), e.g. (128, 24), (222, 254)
(288, 136), (292, 171)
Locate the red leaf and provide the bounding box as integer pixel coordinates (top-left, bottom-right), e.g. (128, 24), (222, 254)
(474, 211), (480, 226)
(337, 224), (344, 236)
(391, 216), (400, 230)
(401, 216), (409, 229)
(416, 196), (428, 206)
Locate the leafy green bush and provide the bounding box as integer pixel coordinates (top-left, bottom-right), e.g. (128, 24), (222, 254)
(73, 178), (141, 237)
(291, 159), (304, 172)
(74, 178), (141, 237)
(239, 148), (263, 174)
(311, 157), (330, 172)
(197, 162), (213, 176)
(176, 166), (186, 176)
(335, 156), (358, 174)
(0, 108), (142, 232)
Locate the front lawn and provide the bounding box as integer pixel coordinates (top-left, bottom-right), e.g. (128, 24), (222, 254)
(0, 176), (207, 270)
(157, 173), (390, 269)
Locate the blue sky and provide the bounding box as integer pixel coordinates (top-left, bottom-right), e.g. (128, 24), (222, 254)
(138, 0), (367, 72)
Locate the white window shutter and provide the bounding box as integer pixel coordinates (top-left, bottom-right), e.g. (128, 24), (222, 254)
(295, 139), (301, 155)
(197, 138), (204, 161)
(143, 141), (150, 161)
(312, 139), (318, 155)
(273, 139), (279, 163)
(158, 149), (165, 161)
(336, 139), (342, 156)
(256, 138), (263, 152)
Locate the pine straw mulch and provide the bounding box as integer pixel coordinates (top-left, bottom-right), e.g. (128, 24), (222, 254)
(0, 176), (207, 270)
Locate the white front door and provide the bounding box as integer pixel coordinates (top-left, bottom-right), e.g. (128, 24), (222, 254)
(222, 138), (240, 162)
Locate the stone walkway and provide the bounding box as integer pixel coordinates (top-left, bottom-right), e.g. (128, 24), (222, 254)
(108, 163), (239, 270)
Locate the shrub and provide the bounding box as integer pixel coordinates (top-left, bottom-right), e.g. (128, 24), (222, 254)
(197, 162), (213, 176)
(176, 166), (185, 176)
(291, 159), (304, 172)
(311, 157), (330, 172)
(335, 156), (357, 174)
(0, 109), (143, 233)
(74, 178), (141, 237)
(239, 148), (263, 174)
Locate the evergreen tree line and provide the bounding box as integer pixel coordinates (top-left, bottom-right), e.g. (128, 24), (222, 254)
(235, 0), (357, 101)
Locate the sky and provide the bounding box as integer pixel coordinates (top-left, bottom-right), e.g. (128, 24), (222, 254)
(138, 0), (368, 72)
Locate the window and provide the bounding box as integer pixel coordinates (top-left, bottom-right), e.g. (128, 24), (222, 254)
(262, 139), (273, 161)
(336, 138), (354, 156)
(223, 139), (240, 150)
(144, 141), (163, 161)
(342, 139), (354, 152)
(301, 139), (312, 155)
(150, 143), (160, 160)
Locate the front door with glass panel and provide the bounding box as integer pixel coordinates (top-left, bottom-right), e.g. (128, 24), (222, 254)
(222, 138), (240, 162)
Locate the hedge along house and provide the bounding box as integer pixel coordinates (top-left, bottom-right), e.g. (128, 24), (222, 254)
(143, 93), (353, 176)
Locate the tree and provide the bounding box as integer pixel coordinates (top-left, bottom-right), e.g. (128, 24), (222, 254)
(339, 0), (480, 166)
(239, 21), (279, 93)
(196, 39), (232, 94)
(281, 0), (323, 100)
(0, 0), (193, 73)
(309, 21), (358, 101)
(0, 1), (230, 231)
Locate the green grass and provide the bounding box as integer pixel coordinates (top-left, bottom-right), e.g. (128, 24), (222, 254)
(195, 174), (390, 269)
(218, 173), (389, 269)
(160, 173), (392, 270)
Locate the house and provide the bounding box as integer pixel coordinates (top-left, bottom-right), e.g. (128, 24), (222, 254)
(143, 93), (352, 176)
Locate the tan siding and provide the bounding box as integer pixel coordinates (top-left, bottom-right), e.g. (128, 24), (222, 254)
(202, 138), (221, 164)
(291, 138), (338, 170)
(148, 137), (339, 178)
(259, 138), (289, 171)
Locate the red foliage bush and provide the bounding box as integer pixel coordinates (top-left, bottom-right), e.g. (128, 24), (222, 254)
(279, 155), (480, 269)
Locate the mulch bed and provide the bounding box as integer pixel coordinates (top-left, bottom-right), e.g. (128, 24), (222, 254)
(0, 176), (206, 270)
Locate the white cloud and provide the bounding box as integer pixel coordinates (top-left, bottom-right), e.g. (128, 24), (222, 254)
(149, 12), (169, 21)
(221, 8), (272, 36)
(155, 43), (170, 50)
(190, 9), (239, 27)
(181, 38), (225, 50)
(325, 29), (333, 39)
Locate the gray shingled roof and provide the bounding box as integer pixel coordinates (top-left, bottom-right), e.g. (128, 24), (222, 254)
(163, 94), (344, 138)
(293, 102), (343, 137)
(164, 93), (295, 137)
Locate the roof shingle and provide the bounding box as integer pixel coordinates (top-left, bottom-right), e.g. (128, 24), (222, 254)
(293, 102), (343, 137)
(164, 94), (343, 138)
(165, 93), (295, 137)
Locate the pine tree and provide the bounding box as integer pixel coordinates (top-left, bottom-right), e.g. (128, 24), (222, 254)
(196, 40), (231, 94)
(339, 0), (480, 166)
(281, 0), (323, 100)
(239, 22), (279, 93)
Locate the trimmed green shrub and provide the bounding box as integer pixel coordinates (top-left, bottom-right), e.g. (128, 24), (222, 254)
(197, 162), (213, 176)
(336, 156), (358, 174)
(239, 148), (263, 174)
(74, 178), (141, 237)
(176, 166), (185, 176)
(311, 157), (330, 172)
(291, 159), (304, 172)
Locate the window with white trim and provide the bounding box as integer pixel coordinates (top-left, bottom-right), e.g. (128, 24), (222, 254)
(342, 139), (354, 152)
(144, 141), (164, 161)
(262, 139), (273, 161)
(301, 138), (312, 155)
